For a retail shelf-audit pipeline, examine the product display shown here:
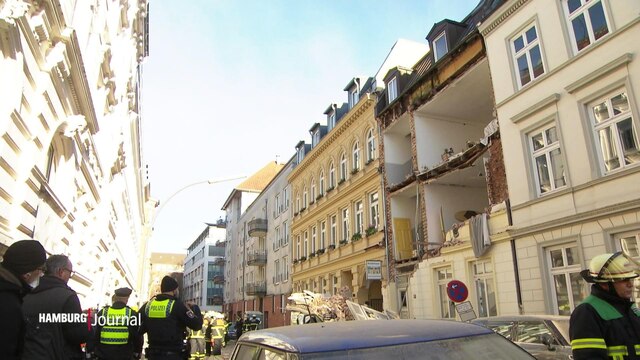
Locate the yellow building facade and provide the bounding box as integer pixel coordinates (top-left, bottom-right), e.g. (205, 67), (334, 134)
(289, 90), (386, 309)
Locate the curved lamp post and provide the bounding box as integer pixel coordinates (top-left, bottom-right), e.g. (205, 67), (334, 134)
(152, 175), (246, 227)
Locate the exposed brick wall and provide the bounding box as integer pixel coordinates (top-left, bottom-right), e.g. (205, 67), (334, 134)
(485, 136), (509, 205)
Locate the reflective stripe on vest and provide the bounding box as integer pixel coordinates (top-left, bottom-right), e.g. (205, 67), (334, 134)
(571, 338), (607, 350)
(190, 329), (204, 338)
(100, 307), (131, 345)
(145, 299), (175, 318)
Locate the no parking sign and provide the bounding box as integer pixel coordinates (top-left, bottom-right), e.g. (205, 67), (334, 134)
(446, 280), (468, 303)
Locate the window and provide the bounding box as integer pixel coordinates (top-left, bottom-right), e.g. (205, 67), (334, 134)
(310, 179), (316, 202)
(529, 124), (567, 194)
(352, 141), (361, 171)
(328, 113), (336, 130)
(330, 215), (337, 245)
(283, 256), (289, 280)
(434, 32), (448, 61)
(303, 187), (308, 208)
(547, 244), (586, 315)
(274, 260), (280, 283)
(274, 226), (280, 249)
(275, 194), (281, 215)
(369, 192), (379, 229)
(388, 77), (398, 102)
(296, 235), (301, 259)
(616, 230), (640, 300)
(472, 259), (497, 317)
(366, 129), (376, 162)
(341, 208), (350, 241)
(311, 226), (317, 253)
(564, 0), (609, 52)
(512, 24), (545, 88)
(283, 187), (289, 209)
(436, 267), (455, 319)
(319, 170), (325, 195)
(355, 201), (364, 235)
(303, 231), (309, 257)
(340, 153), (347, 181)
(329, 162), (336, 187)
(296, 147), (304, 164)
(320, 221), (326, 249)
(295, 192), (300, 213)
(283, 221), (288, 245)
(312, 130), (321, 147)
(589, 91), (639, 172)
(349, 88), (359, 109)
(333, 275), (338, 295)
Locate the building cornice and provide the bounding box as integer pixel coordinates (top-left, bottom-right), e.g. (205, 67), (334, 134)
(289, 95), (375, 181)
(479, 0), (530, 37)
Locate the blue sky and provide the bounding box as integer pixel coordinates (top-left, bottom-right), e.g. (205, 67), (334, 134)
(142, 0), (480, 253)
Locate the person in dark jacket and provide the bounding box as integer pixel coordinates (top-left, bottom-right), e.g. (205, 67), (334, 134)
(140, 275), (203, 360)
(0, 239), (46, 360)
(87, 287), (143, 360)
(22, 254), (91, 359)
(570, 252), (640, 360)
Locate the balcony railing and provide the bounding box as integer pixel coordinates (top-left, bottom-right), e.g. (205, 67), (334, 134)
(247, 250), (267, 266)
(245, 281), (267, 296)
(212, 275), (224, 284)
(248, 218), (268, 237)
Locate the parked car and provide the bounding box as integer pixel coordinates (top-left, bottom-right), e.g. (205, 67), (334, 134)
(226, 323), (238, 340)
(229, 319), (535, 359)
(472, 315), (571, 360)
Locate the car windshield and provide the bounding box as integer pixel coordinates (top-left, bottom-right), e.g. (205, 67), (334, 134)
(552, 320), (570, 344)
(299, 333), (533, 360)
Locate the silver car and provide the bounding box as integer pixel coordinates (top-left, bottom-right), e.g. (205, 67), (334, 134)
(472, 315), (571, 360)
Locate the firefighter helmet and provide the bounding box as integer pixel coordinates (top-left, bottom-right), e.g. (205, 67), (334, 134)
(581, 252), (639, 283)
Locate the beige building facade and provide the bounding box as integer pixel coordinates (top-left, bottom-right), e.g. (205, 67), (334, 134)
(480, 0), (640, 315)
(0, 0), (153, 307)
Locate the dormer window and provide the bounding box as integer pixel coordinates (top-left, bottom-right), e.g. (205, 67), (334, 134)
(388, 77), (398, 103)
(296, 145), (305, 164)
(434, 32), (448, 61)
(349, 88), (359, 109)
(312, 130), (320, 147)
(328, 113), (336, 130)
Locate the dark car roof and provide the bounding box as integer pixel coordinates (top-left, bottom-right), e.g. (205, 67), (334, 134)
(472, 315), (569, 323)
(238, 319), (494, 353)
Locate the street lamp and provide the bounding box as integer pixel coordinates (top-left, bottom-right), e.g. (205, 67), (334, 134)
(152, 176), (246, 227)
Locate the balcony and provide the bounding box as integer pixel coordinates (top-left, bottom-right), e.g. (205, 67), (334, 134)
(247, 250), (267, 266)
(245, 281), (267, 296)
(248, 218), (268, 237)
(212, 275), (224, 284)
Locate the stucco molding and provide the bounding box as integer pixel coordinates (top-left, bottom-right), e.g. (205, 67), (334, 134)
(511, 93), (560, 124)
(565, 53), (633, 94)
(480, 0), (530, 37)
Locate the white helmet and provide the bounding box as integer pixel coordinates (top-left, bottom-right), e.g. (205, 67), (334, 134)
(581, 252), (639, 283)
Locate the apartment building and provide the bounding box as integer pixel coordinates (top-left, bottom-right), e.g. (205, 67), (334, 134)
(222, 161), (284, 322)
(183, 223), (226, 312)
(479, 0), (640, 315)
(0, 0), (153, 307)
(289, 40), (429, 310)
(375, 0), (510, 319)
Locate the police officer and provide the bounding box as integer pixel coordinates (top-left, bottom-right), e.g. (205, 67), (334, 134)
(570, 252), (640, 359)
(140, 275), (203, 360)
(87, 287), (143, 360)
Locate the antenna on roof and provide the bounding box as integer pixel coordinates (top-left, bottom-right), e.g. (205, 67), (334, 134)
(275, 154), (280, 164)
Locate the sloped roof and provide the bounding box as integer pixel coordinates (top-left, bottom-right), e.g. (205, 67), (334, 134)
(237, 161), (284, 192)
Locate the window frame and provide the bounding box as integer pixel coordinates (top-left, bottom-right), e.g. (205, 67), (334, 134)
(528, 122), (567, 196)
(352, 141), (361, 171)
(545, 243), (586, 315)
(388, 77), (398, 103)
(471, 259), (498, 318)
(511, 22), (546, 88)
(369, 192), (379, 229)
(330, 215), (337, 246)
(340, 153), (347, 181)
(562, 0), (610, 54)
(587, 89), (640, 174)
(341, 207), (350, 241)
(366, 128), (376, 162)
(433, 31), (448, 61)
(436, 267), (455, 319)
(329, 162), (336, 188)
(319, 170), (325, 195)
(354, 200), (364, 235)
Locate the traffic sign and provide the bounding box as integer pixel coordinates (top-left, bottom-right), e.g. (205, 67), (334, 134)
(446, 280), (468, 303)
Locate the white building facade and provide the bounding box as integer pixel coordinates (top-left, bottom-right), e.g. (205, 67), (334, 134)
(183, 223), (226, 312)
(0, 0), (153, 307)
(480, 0), (640, 315)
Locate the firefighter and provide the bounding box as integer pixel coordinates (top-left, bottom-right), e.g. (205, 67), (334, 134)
(570, 252), (640, 359)
(187, 323), (205, 360)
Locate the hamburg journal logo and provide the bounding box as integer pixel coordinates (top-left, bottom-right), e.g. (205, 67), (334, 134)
(38, 309), (141, 330)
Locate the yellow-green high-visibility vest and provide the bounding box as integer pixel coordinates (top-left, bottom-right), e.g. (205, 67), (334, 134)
(100, 307), (131, 345)
(145, 298), (175, 319)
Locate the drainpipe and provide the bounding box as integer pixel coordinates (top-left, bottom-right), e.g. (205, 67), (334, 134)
(377, 123), (392, 296)
(506, 199), (523, 314)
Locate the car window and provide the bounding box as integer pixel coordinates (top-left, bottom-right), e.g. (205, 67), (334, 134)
(301, 333), (533, 359)
(516, 321), (558, 345)
(234, 344), (259, 360)
(258, 348), (287, 360)
(484, 321), (514, 340)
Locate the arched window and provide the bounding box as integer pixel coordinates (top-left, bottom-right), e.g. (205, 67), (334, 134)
(310, 178), (316, 202)
(319, 170), (325, 195)
(303, 186), (308, 208)
(340, 153), (347, 181)
(366, 129), (376, 163)
(329, 162), (336, 188)
(352, 141), (360, 171)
